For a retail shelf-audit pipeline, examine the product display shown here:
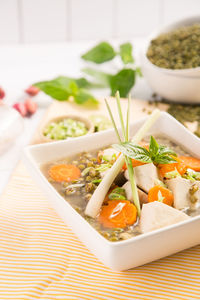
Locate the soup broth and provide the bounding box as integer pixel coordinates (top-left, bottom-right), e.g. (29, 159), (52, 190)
(42, 136), (200, 241)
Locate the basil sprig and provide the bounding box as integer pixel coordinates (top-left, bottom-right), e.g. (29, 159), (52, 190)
(34, 76), (98, 105)
(81, 41), (134, 65)
(113, 136), (177, 165)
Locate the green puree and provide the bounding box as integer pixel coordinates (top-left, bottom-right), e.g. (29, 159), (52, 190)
(43, 118), (88, 140)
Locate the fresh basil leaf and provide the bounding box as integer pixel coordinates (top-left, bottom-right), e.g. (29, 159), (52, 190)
(110, 69), (136, 97)
(69, 81), (79, 95)
(82, 68), (110, 86)
(81, 42), (116, 64)
(55, 76), (93, 89)
(154, 155), (177, 164)
(34, 81), (71, 101)
(74, 77), (91, 88)
(34, 77), (98, 105)
(74, 89), (98, 105)
(34, 77), (78, 101)
(113, 142), (152, 163)
(83, 67), (136, 97)
(119, 43), (134, 64)
(149, 136), (159, 158)
(158, 145), (177, 157)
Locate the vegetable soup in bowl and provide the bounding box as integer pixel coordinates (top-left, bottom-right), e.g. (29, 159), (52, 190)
(24, 109), (200, 271)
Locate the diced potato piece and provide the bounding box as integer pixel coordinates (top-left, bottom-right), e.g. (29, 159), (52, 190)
(140, 201), (190, 233)
(123, 181), (148, 204)
(125, 163), (159, 193)
(166, 177), (200, 210)
(166, 178), (190, 210)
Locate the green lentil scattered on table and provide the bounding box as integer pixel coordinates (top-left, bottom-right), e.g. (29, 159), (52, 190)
(148, 97), (200, 138)
(147, 23), (200, 69)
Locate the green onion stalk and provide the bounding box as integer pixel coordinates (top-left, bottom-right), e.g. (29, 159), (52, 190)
(107, 92), (141, 215)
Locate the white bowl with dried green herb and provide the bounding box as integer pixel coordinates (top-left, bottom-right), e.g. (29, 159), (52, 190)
(141, 16), (200, 103)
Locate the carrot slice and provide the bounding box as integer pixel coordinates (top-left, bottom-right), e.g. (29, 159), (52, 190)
(98, 200), (137, 228)
(123, 159), (146, 170)
(49, 164), (81, 182)
(158, 157), (187, 178)
(148, 185), (174, 206)
(179, 156), (200, 172)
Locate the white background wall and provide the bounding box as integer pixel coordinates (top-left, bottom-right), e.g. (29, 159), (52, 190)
(0, 0), (200, 44)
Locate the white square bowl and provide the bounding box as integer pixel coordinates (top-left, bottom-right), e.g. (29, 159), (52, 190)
(23, 112), (200, 271)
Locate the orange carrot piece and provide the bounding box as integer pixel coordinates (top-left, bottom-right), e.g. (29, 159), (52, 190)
(179, 156), (200, 172)
(148, 185), (174, 206)
(49, 164), (81, 182)
(158, 157), (187, 178)
(123, 159), (146, 170)
(98, 200), (137, 228)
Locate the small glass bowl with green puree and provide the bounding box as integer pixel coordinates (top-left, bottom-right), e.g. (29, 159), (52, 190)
(41, 115), (94, 142)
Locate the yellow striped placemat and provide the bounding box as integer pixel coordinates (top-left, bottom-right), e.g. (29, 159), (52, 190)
(0, 162), (200, 300)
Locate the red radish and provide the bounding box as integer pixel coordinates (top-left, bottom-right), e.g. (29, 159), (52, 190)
(13, 102), (27, 117)
(24, 98), (37, 115)
(25, 85), (39, 96)
(0, 87), (5, 99)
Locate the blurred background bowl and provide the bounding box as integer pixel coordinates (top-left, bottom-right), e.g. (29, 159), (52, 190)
(141, 16), (200, 103)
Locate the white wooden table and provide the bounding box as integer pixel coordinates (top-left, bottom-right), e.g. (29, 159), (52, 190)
(0, 39), (153, 195)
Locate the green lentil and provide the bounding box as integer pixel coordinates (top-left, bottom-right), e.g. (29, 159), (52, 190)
(147, 23), (200, 69)
(102, 232), (110, 239)
(78, 164), (85, 170)
(150, 99), (200, 139)
(89, 168), (96, 177)
(85, 182), (95, 193)
(86, 176), (92, 182)
(110, 237), (118, 242)
(87, 162), (94, 167)
(189, 184), (199, 195)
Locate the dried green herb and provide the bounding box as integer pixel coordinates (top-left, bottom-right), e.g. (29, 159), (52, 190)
(147, 23), (200, 69)
(150, 98), (200, 138)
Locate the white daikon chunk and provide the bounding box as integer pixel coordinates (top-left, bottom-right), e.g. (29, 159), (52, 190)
(140, 201), (190, 233)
